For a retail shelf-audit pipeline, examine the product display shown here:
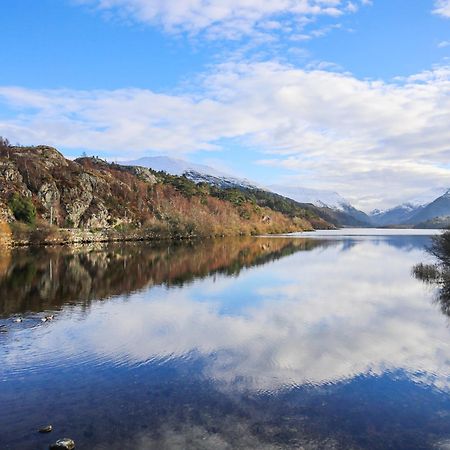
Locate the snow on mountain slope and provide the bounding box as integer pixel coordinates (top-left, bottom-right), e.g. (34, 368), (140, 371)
(405, 186), (449, 208)
(369, 187), (450, 226)
(269, 185), (351, 210)
(269, 185), (372, 226)
(370, 203), (424, 226)
(123, 156), (226, 178)
(123, 156), (262, 190)
(408, 189), (450, 225)
(183, 170), (261, 190)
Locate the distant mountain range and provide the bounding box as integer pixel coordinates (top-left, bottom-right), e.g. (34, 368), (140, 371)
(370, 189), (450, 228)
(123, 156), (450, 229)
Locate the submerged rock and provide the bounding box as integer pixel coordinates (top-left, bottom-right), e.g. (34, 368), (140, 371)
(49, 438), (75, 449)
(39, 425), (53, 433)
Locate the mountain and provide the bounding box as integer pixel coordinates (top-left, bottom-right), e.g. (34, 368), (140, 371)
(268, 185), (348, 210)
(123, 156), (259, 190)
(370, 203), (425, 227)
(369, 188), (450, 228)
(269, 185), (372, 226)
(408, 190), (450, 227)
(123, 156), (371, 227)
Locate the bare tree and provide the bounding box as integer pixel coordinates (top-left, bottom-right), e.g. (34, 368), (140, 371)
(0, 136), (11, 158)
(429, 230), (450, 267)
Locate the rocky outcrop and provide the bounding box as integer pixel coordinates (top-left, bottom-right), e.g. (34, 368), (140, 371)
(123, 165), (158, 184)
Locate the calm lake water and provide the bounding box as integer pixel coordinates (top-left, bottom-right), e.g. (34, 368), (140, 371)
(1, 229), (450, 449)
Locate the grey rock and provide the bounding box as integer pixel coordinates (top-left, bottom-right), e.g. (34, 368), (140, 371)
(49, 438), (75, 449)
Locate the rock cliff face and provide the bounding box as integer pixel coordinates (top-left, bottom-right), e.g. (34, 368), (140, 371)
(0, 144), (327, 244)
(0, 146), (159, 231)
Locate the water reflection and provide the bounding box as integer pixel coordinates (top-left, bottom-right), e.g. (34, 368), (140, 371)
(0, 237), (330, 317)
(413, 264), (450, 320)
(2, 233), (450, 449)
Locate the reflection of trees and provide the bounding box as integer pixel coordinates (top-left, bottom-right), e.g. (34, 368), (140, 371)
(413, 229), (450, 318)
(0, 237), (333, 317)
(414, 266), (450, 318)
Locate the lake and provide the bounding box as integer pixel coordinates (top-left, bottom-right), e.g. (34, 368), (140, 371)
(1, 229), (450, 449)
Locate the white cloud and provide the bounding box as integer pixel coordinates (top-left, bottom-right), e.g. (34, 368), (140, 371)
(2, 61), (450, 209)
(434, 0), (450, 18)
(438, 40), (450, 48)
(75, 0), (367, 39)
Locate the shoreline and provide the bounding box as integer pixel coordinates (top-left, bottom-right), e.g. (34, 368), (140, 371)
(0, 224), (309, 248)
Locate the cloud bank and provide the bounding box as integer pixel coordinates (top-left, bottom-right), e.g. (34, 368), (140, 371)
(1, 62), (450, 208)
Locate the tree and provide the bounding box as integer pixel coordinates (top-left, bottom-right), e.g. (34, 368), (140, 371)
(8, 194), (36, 225)
(0, 136), (10, 148)
(429, 229), (450, 267)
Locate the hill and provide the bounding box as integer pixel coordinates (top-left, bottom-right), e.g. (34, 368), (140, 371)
(0, 142), (333, 245)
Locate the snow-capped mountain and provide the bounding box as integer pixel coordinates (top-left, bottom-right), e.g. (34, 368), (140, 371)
(269, 185), (372, 226)
(407, 189), (450, 226)
(268, 185), (350, 210)
(122, 156), (260, 190)
(123, 156), (226, 178)
(370, 188), (450, 227)
(405, 186), (449, 208)
(370, 203), (425, 227)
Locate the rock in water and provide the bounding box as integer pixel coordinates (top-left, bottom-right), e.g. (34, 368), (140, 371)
(49, 438), (75, 449)
(39, 425), (53, 433)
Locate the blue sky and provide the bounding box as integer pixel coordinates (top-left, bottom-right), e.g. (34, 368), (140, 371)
(1, 0), (450, 210)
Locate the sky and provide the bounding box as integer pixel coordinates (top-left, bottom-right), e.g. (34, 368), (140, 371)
(1, 0), (450, 211)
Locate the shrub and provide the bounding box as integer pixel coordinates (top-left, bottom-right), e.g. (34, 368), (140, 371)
(8, 193), (36, 225)
(412, 263), (441, 282)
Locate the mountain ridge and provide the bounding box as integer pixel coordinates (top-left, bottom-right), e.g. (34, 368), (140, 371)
(369, 189), (450, 227)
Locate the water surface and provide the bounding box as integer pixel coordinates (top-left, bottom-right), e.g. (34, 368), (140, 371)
(1, 231), (450, 449)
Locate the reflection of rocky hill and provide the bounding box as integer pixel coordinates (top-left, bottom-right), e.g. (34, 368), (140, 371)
(0, 238), (331, 317)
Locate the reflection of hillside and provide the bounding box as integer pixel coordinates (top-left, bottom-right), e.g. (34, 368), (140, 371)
(0, 237), (332, 317)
